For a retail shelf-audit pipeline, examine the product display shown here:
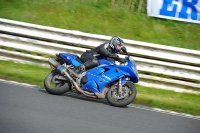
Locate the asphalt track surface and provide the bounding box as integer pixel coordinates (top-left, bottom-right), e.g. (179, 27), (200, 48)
(0, 80), (200, 133)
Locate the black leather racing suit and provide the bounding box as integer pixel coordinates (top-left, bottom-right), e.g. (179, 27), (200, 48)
(80, 43), (120, 70)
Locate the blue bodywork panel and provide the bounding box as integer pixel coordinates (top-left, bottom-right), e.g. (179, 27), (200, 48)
(59, 53), (81, 67)
(58, 53), (139, 95)
(99, 59), (114, 66)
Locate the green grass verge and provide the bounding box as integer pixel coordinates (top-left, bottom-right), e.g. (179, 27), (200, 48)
(0, 0), (200, 50)
(0, 60), (199, 116)
(0, 60), (51, 86)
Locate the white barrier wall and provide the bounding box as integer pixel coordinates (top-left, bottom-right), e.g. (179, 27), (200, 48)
(0, 18), (199, 93)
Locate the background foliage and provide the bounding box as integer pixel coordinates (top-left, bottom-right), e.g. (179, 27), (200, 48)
(0, 0), (199, 50)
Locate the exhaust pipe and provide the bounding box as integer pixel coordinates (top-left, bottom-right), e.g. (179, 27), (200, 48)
(49, 58), (79, 78)
(49, 58), (97, 98)
(48, 58), (65, 74)
(48, 58), (60, 68)
(62, 70), (97, 98)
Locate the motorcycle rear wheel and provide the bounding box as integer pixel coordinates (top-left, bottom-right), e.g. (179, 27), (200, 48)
(106, 82), (137, 107)
(44, 70), (71, 95)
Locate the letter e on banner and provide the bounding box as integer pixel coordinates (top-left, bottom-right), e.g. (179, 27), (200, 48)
(160, 0), (178, 17)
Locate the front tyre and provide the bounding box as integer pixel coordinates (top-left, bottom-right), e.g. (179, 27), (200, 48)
(44, 70), (71, 95)
(106, 82), (137, 107)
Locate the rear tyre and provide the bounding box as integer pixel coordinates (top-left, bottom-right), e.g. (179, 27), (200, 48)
(106, 82), (137, 107)
(44, 70), (71, 95)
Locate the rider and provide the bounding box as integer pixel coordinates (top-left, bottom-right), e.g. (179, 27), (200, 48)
(74, 36), (126, 74)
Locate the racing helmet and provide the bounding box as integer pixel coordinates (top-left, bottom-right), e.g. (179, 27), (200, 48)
(109, 36), (124, 53)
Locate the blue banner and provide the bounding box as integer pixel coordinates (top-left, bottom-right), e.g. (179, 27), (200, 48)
(147, 0), (200, 24)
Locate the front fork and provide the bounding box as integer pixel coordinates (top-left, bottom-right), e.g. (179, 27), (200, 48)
(118, 78), (122, 94)
(118, 77), (130, 94)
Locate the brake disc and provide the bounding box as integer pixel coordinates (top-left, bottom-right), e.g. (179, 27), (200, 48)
(113, 86), (130, 99)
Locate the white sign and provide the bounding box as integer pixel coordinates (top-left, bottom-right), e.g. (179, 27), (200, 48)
(147, 0), (200, 24)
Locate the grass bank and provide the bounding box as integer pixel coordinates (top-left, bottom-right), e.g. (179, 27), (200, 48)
(0, 60), (199, 116)
(0, 0), (199, 50)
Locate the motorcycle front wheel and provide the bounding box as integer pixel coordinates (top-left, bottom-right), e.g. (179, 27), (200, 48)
(106, 82), (137, 107)
(44, 70), (71, 95)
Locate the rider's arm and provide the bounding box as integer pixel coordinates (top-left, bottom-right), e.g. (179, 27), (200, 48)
(98, 43), (120, 61)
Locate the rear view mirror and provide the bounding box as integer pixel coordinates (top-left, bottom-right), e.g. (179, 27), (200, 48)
(121, 47), (127, 53)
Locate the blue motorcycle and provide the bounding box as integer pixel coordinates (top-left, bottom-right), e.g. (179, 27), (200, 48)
(44, 47), (139, 107)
